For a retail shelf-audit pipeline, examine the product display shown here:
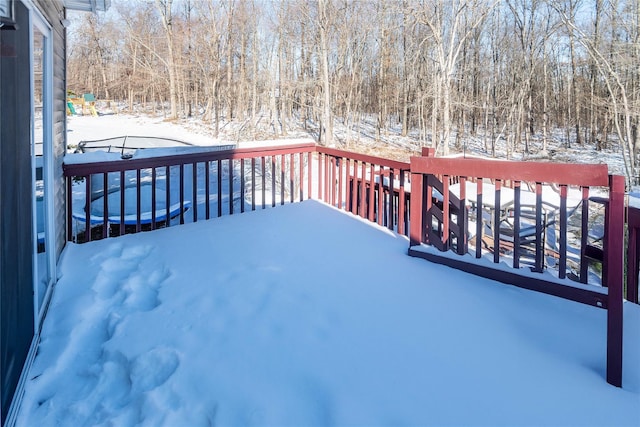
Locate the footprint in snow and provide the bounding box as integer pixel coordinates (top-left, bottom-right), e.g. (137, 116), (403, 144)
(130, 348), (179, 392)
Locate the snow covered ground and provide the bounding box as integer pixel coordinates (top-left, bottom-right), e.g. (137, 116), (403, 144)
(14, 113), (638, 425)
(15, 200), (640, 426)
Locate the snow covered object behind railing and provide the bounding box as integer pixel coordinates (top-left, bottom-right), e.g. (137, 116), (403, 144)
(63, 143), (316, 242)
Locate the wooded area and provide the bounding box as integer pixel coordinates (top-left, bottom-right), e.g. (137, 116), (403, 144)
(67, 0), (639, 181)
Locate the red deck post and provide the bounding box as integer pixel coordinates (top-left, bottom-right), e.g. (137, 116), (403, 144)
(422, 147), (435, 157)
(409, 171), (424, 247)
(606, 175), (625, 387)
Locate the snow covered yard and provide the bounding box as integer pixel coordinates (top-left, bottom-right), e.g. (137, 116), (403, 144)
(16, 200), (640, 426)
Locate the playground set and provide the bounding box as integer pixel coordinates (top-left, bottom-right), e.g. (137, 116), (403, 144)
(66, 92), (117, 116)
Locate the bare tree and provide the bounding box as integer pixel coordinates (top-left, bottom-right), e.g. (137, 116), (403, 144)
(413, 0), (497, 155)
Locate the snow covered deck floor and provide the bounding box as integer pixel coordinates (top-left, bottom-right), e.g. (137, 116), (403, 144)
(17, 200), (640, 426)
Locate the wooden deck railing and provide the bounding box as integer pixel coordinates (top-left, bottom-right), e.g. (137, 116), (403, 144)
(315, 146), (410, 235)
(63, 142), (634, 387)
(63, 143), (316, 242)
(407, 153), (626, 387)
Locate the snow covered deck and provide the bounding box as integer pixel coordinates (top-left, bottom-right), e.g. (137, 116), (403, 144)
(16, 200), (640, 426)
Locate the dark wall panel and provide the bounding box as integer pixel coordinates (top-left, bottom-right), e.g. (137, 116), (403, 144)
(0, 1), (36, 423)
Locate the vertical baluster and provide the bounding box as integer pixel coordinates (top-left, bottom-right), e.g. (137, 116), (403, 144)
(493, 180), (501, 263)
(66, 177), (73, 241)
(351, 160), (358, 214)
(290, 154), (295, 204)
(229, 159), (234, 214)
(443, 175), (450, 249)
(205, 161), (211, 219)
(377, 167), (384, 226)
(192, 162), (198, 222)
(299, 152), (304, 202)
(331, 158), (337, 207)
(119, 171), (126, 235)
(360, 161), (366, 218)
(271, 156), (276, 208)
(345, 158), (355, 213)
(241, 158), (245, 213)
(252, 158), (256, 211)
(307, 152), (312, 200)
(338, 157), (344, 210)
(475, 179), (483, 259)
(325, 154), (330, 203)
(388, 169), (395, 230)
(579, 187), (590, 283)
(368, 163), (375, 221)
(459, 176), (467, 254)
(218, 160), (223, 217)
(513, 181), (521, 269)
(559, 184), (568, 279)
(408, 172), (424, 246)
(137, 168), (143, 232)
(534, 182), (544, 272)
(331, 156), (335, 204)
(425, 175), (433, 244)
(281, 155), (286, 206)
(179, 165), (185, 225)
(102, 172), (108, 238)
(261, 157), (266, 209)
(84, 175), (91, 242)
(398, 170), (406, 236)
(165, 166), (171, 228)
(151, 168), (157, 229)
(317, 152), (323, 201)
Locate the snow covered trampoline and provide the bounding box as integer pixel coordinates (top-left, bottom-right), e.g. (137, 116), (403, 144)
(16, 200), (639, 426)
(74, 135), (235, 157)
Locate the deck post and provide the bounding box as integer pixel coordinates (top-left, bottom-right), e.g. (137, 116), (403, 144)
(409, 171), (424, 247)
(606, 174), (625, 387)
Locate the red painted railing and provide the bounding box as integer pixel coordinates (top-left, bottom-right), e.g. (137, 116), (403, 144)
(315, 146), (410, 235)
(407, 154), (625, 387)
(63, 143), (316, 242)
(63, 142), (632, 387)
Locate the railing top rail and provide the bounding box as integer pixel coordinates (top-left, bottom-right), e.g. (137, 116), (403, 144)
(317, 146), (410, 170)
(63, 143), (316, 176)
(410, 156), (610, 187)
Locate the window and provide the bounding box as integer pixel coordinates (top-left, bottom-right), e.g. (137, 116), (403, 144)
(31, 11), (54, 330)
